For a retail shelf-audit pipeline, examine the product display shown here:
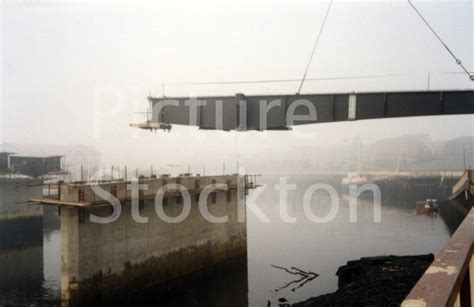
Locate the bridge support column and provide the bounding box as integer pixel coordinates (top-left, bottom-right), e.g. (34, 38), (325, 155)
(59, 175), (248, 306)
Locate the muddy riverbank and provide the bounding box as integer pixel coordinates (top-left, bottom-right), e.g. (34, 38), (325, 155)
(292, 254), (434, 307)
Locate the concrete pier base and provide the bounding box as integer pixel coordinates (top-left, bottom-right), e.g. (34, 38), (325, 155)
(59, 175), (248, 306)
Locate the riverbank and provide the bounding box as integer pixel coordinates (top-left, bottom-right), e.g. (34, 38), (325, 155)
(293, 254), (434, 307)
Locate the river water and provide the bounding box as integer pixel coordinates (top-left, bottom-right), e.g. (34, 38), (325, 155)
(0, 174), (453, 306)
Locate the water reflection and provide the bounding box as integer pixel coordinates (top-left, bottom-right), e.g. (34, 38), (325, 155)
(0, 218), (45, 306)
(0, 209), (61, 306)
(106, 256), (248, 307)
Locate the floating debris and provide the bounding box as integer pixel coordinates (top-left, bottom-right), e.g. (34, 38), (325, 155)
(271, 264), (319, 292)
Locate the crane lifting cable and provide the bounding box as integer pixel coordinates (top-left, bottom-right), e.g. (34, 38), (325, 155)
(408, 0), (474, 81)
(297, 0), (334, 94)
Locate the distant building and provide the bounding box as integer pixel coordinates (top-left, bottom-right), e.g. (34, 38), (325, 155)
(372, 134), (433, 160)
(0, 152), (13, 172)
(0, 152), (63, 178)
(10, 155), (63, 178)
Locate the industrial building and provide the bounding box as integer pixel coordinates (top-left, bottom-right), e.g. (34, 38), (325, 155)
(0, 152), (63, 178)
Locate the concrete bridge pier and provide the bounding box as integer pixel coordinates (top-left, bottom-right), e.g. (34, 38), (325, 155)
(54, 175), (248, 306)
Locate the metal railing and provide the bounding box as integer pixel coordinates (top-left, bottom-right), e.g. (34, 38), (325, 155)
(402, 207), (474, 307)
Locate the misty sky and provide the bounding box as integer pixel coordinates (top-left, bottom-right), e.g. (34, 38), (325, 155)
(1, 0), (473, 170)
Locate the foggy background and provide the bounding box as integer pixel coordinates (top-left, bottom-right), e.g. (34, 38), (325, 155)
(1, 0), (473, 176)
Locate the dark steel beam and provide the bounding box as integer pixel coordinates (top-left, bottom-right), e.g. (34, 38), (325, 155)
(147, 90), (474, 131)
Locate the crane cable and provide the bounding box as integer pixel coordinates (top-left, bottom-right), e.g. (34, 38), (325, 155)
(408, 0), (474, 81)
(297, 0), (334, 94)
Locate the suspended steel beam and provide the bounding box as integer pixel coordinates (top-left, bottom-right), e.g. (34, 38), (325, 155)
(141, 90), (474, 132)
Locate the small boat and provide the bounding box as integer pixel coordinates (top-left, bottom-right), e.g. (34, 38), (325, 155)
(416, 199), (439, 215)
(341, 173), (373, 186)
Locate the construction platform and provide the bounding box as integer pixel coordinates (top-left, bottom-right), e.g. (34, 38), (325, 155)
(30, 174), (258, 208)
